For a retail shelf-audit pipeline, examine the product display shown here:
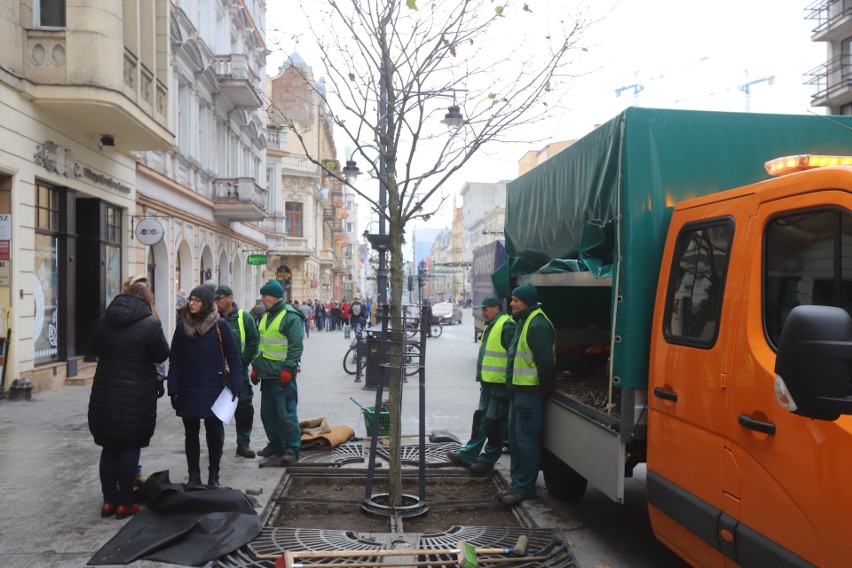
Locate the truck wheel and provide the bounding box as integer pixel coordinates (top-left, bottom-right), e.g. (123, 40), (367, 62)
(542, 449), (587, 501)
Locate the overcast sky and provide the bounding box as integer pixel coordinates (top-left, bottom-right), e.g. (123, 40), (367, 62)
(266, 0), (824, 229)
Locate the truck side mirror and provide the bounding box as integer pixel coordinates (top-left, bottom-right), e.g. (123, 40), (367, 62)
(775, 305), (852, 421)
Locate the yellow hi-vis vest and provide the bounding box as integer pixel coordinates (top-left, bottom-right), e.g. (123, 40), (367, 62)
(512, 307), (555, 386)
(236, 309), (246, 352)
(258, 309), (288, 361)
(480, 313), (511, 384)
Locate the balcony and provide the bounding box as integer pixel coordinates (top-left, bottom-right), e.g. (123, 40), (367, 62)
(266, 128), (287, 152)
(25, 30), (171, 151)
(212, 177), (267, 223)
(214, 54), (263, 108)
(282, 155), (319, 175)
(806, 0), (852, 42)
(266, 236), (310, 257)
(804, 55), (852, 109)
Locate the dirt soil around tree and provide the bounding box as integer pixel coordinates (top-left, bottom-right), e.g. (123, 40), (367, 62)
(274, 473), (524, 534)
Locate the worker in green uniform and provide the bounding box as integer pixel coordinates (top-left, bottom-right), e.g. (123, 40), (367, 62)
(448, 296), (516, 475)
(501, 283), (556, 505)
(252, 279), (305, 466)
(214, 284), (260, 458)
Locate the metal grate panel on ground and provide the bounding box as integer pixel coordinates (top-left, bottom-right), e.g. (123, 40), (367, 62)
(374, 441), (462, 466)
(213, 527), (386, 567)
(417, 526), (579, 568)
(287, 441), (366, 466)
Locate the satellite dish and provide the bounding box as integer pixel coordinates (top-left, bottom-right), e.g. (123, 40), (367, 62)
(135, 218), (164, 245)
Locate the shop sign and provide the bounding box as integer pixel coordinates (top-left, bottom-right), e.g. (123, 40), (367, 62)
(0, 241), (9, 260)
(134, 218), (164, 245)
(0, 260), (8, 285)
(247, 254), (268, 265)
(0, 214), (10, 240)
(34, 141), (80, 178)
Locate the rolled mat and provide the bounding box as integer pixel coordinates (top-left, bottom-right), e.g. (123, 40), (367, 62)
(301, 425), (355, 450)
(299, 416), (332, 437)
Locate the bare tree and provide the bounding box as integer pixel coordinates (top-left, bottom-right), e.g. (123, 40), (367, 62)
(269, 0), (590, 507)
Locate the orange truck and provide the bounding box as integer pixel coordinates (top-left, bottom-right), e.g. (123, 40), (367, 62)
(503, 107), (852, 567)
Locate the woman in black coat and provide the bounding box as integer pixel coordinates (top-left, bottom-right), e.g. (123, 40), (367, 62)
(167, 284), (242, 487)
(88, 283), (170, 519)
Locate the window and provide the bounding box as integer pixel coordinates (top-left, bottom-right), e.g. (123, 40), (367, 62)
(37, 0), (65, 27)
(347, 222), (354, 233)
(104, 205), (122, 305)
(764, 209), (852, 347)
(34, 183), (61, 365)
(664, 219), (734, 345)
(285, 202), (303, 237)
(177, 82), (191, 153)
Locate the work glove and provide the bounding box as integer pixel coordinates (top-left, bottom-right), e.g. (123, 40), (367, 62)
(170, 394), (180, 410)
(279, 369), (293, 386)
(250, 368), (259, 385)
(156, 381), (165, 399)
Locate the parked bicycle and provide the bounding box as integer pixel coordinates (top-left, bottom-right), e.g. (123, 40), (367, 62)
(404, 318), (442, 339)
(343, 335), (421, 376)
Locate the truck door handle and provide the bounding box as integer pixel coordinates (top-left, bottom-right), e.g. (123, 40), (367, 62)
(653, 387), (678, 402)
(738, 413), (776, 435)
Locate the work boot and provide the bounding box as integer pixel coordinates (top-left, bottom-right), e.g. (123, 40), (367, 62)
(469, 461), (494, 476)
(281, 453), (298, 464)
(259, 454), (286, 467)
(236, 445), (256, 459)
(446, 450), (472, 467)
(257, 446), (275, 457)
(500, 491), (537, 506)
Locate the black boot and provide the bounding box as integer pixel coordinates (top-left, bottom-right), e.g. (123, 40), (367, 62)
(207, 467), (220, 488)
(187, 471), (202, 485)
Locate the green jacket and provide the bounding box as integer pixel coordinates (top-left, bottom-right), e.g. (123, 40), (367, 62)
(253, 299), (305, 379)
(223, 303), (259, 381)
(476, 311), (517, 383)
(506, 303), (556, 392)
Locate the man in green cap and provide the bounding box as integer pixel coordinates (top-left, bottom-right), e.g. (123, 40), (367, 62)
(253, 279), (305, 465)
(214, 284), (260, 458)
(448, 296), (516, 475)
(500, 283), (556, 505)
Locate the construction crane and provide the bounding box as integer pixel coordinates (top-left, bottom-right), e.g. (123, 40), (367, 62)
(738, 70), (775, 112)
(615, 57), (710, 107)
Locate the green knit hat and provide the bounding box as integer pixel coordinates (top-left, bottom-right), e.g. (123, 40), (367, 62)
(511, 283), (538, 306)
(259, 279), (285, 298)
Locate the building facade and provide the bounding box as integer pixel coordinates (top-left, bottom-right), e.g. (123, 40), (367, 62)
(806, 0), (852, 114)
(135, 0), (269, 342)
(0, 1), (171, 391)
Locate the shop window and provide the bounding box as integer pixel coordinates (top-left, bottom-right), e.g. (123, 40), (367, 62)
(34, 183), (61, 365)
(764, 209), (852, 347)
(664, 219), (733, 346)
(285, 202), (303, 237)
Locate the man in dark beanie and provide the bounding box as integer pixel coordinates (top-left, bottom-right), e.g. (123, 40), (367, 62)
(252, 279), (305, 466)
(215, 284), (260, 459)
(500, 282), (555, 505)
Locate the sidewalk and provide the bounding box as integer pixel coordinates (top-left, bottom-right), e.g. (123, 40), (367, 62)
(0, 320), (483, 568)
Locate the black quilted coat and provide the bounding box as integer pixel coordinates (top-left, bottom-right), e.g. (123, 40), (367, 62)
(88, 294), (170, 448)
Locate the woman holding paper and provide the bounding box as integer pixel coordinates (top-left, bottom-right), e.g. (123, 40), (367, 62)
(88, 282), (170, 519)
(167, 284), (241, 487)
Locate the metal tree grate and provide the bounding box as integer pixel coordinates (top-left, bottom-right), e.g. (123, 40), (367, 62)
(289, 441), (366, 466)
(213, 526), (579, 567)
(418, 526), (579, 568)
(374, 441), (462, 466)
(214, 527), (386, 567)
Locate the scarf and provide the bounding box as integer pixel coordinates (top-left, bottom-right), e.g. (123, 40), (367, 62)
(181, 307), (220, 338)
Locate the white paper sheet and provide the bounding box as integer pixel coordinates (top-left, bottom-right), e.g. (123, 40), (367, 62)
(211, 387), (238, 424)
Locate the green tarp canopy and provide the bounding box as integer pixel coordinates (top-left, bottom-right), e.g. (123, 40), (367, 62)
(504, 107), (852, 388)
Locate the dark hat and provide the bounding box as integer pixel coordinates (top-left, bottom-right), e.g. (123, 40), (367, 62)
(189, 285), (215, 309)
(259, 279), (285, 298)
(511, 283), (538, 306)
(476, 295), (502, 309)
(215, 284), (233, 298)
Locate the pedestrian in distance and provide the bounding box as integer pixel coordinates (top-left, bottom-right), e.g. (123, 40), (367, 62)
(349, 297), (365, 335)
(299, 300), (312, 337)
(501, 283), (556, 506)
(253, 279), (305, 466)
(314, 299), (324, 332)
(88, 282), (170, 520)
(448, 296), (516, 476)
(167, 285), (242, 487)
(214, 284), (260, 459)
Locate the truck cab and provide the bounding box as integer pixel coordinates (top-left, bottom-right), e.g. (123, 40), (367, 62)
(648, 159), (852, 567)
